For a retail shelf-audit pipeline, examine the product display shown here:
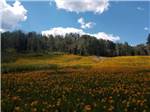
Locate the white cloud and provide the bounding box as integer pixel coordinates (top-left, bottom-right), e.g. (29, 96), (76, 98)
(144, 27), (149, 31)
(42, 27), (120, 42)
(78, 17), (95, 29)
(92, 32), (120, 42)
(54, 0), (109, 14)
(0, 28), (5, 33)
(0, 0), (27, 30)
(42, 27), (84, 37)
(136, 7), (144, 11)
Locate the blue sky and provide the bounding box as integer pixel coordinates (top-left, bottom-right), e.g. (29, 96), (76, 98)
(4, 0), (150, 45)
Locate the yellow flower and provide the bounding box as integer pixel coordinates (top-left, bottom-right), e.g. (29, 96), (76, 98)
(84, 104), (92, 111)
(14, 106), (21, 112)
(31, 108), (37, 112)
(11, 96), (21, 101)
(31, 100), (38, 107)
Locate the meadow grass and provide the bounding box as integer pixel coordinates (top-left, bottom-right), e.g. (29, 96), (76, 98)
(2, 54), (150, 73)
(1, 54), (150, 112)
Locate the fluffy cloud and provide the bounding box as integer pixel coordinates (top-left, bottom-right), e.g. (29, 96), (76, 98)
(78, 17), (95, 29)
(0, 28), (5, 33)
(54, 0), (109, 14)
(42, 27), (84, 37)
(144, 27), (149, 31)
(42, 27), (120, 42)
(136, 7), (144, 11)
(0, 0), (27, 30)
(91, 32), (120, 42)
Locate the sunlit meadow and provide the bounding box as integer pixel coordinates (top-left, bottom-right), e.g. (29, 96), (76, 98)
(1, 54), (150, 112)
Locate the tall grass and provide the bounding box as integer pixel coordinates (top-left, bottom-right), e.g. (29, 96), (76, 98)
(2, 54), (150, 73)
(2, 64), (59, 73)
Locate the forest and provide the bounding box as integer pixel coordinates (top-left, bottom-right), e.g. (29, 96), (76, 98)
(2, 30), (150, 57)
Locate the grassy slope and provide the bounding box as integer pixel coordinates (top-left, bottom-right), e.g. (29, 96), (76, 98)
(2, 54), (150, 73)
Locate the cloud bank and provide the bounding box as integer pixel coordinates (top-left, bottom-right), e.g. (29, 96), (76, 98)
(78, 17), (95, 29)
(54, 0), (109, 14)
(42, 27), (120, 42)
(0, 0), (27, 31)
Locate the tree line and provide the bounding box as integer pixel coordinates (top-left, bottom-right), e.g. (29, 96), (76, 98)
(1, 30), (150, 57)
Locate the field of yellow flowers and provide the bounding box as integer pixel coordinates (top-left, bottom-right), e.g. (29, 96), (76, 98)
(1, 54), (150, 112)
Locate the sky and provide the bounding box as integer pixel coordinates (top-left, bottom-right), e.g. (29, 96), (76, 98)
(1, 0), (150, 45)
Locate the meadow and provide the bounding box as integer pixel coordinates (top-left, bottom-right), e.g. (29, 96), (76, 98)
(1, 54), (150, 112)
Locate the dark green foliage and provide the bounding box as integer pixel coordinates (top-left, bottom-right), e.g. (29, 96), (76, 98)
(147, 33), (150, 45)
(1, 51), (17, 63)
(1, 30), (150, 58)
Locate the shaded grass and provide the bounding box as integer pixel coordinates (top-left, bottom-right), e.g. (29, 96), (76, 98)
(1, 64), (59, 73)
